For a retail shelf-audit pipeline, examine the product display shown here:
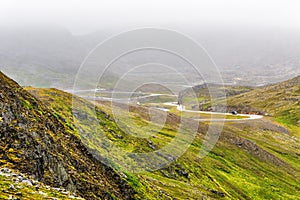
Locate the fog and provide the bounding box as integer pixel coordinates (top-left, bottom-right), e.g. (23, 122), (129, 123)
(0, 0), (300, 89)
(1, 0), (300, 35)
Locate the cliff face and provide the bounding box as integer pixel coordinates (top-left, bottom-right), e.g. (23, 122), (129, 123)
(0, 71), (135, 199)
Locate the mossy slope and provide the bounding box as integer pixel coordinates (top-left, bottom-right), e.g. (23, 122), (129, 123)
(27, 85), (300, 199)
(0, 71), (153, 199)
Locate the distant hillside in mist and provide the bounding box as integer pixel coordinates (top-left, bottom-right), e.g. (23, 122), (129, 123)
(0, 25), (300, 88)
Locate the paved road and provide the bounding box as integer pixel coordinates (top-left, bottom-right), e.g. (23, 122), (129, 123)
(73, 89), (263, 122)
(163, 102), (263, 122)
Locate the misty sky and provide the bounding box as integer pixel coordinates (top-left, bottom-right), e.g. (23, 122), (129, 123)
(1, 0), (300, 35)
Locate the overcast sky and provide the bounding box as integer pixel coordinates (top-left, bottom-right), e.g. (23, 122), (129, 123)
(1, 0), (300, 35)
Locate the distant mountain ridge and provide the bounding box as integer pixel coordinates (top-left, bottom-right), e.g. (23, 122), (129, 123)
(1, 25), (300, 88)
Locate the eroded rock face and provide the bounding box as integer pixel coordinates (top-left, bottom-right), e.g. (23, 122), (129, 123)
(0, 71), (136, 199)
(0, 81), (74, 189)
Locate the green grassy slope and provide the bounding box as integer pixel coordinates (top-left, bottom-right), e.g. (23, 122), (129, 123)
(178, 76), (300, 134)
(26, 86), (300, 199)
(226, 75), (300, 134)
(178, 84), (253, 110)
(1, 71), (166, 199)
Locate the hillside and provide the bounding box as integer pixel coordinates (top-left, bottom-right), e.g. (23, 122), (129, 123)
(25, 82), (300, 198)
(1, 71), (299, 199)
(179, 76), (300, 133)
(178, 84), (253, 110)
(0, 71), (160, 199)
(226, 75), (300, 130)
(0, 167), (84, 199)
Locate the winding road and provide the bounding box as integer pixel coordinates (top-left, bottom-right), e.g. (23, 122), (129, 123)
(73, 89), (263, 122)
(163, 102), (263, 122)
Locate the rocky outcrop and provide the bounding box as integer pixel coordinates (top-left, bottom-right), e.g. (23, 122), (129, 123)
(0, 167), (83, 199)
(0, 71), (136, 199)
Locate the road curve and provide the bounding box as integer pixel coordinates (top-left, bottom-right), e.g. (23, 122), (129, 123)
(163, 102), (263, 122)
(73, 89), (263, 122)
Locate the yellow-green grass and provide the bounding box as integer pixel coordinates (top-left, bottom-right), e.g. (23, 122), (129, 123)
(26, 87), (300, 200)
